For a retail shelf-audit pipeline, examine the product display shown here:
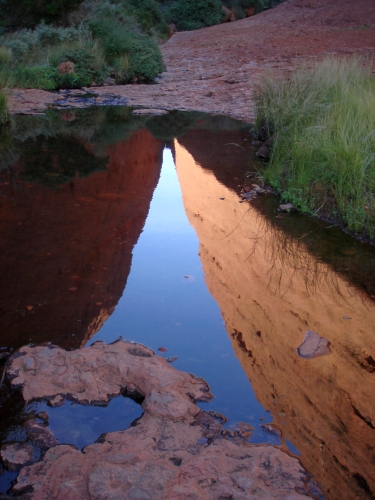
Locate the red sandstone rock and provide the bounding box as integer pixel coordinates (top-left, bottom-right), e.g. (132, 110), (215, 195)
(58, 61), (75, 75)
(6, 341), (316, 499)
(244, 7), (255, 17)
(0, 443), (34, 471)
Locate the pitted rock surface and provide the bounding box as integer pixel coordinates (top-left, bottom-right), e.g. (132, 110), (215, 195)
(7, 340), (211, 420)
(6, 341), (315, 499)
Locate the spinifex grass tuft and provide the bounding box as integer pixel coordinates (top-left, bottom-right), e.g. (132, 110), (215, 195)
(0, 90), (9, 126)
(255, 57), (375, 239)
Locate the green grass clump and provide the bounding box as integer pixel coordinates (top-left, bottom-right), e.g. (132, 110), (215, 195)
(0, 90), (10, 126)
(255, 57), (375, 238)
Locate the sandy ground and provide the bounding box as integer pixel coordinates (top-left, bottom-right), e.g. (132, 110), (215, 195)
(7, 0), (375, 122)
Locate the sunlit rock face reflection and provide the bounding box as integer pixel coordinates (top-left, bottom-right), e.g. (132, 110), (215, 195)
(175, 133), (375, 500)
(0, 129), (163, 349)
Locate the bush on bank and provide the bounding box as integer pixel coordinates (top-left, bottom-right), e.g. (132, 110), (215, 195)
(168, 0), (223, 31)
(0, 0), (166, 90)
(254, 57), (375, 239)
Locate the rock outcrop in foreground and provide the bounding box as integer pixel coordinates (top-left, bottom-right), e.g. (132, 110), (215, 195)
(6, 340), (315, 499)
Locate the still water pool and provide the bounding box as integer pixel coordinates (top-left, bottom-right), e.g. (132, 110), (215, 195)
(0, 107), (374, 500)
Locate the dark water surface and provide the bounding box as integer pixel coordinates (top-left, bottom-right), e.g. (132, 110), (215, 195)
(0, 107), (374, 500)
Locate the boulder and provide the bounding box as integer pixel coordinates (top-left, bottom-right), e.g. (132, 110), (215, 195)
(278, 202), (295, 212)
(256, 136), (274, 160)
(103, 77), (116, 86)
(169, 23), (177, 38)
(58, 61), (75, 75)
(245, 7), (255, 17)
(222, 5), (235, 22)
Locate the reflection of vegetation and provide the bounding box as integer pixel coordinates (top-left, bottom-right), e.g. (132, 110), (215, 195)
(250, 196), (375, 300)
(145, 110), (204, 140)
(180, 125), (375, 303)
(146, 110), (248, 141)
(194, 114), (249, 133)
(20, 135), (108, 188)
(0, 106), (245, 189)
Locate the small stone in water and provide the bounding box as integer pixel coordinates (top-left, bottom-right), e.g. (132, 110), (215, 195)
(48, 395), (64, 408)
(37, 412), (49, 422)
(296, 330), (331, 359)
(278, 203), (294, 212)
(261, 424), (282, 438)
(158, 347), (167, 353)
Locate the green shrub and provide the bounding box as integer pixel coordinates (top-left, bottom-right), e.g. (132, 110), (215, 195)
(127, 33), (164, 81)
(89, 14), (164, 81)
(11, 65), (56, 90)
(1, 23), (92, 64)
(225, 0), (284, 16)
(54, 45), (109, 88)
(0, 4), (165, 90)
(255, 57), (375, 238)
(169, 0), (223, 31)
(123, 0), (170, 38)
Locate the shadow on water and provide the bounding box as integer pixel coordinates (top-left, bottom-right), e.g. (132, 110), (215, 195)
(0, 108), (374, 499)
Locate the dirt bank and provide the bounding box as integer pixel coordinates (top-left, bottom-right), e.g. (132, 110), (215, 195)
(7, 0), (375, 121)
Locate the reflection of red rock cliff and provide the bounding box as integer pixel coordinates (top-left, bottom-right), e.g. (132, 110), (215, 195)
(175, 136), (375, 500)
(0, 129), (163, 349)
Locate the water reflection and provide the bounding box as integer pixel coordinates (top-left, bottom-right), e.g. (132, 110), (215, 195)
(175, 132), (375, 500)
(0, 108), (375, 500)
(0, 111), (164, 350)
(88, 148), (275, 438)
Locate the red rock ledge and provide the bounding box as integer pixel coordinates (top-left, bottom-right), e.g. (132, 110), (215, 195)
(6, 340), (316, 499)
